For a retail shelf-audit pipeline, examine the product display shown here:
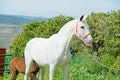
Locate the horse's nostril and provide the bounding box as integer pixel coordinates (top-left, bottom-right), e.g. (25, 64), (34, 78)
(89, 39), (93, 47)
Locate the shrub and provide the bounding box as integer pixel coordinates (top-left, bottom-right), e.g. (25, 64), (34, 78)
(10, 10), (120, 77)
(10, 15), (73, 57)
(87, 10), (120, 70)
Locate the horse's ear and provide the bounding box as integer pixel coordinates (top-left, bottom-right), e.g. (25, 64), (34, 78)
(80, 15), (84, 21)
(80, 15), (87, 21)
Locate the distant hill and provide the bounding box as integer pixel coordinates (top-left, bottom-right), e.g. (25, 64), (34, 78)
(0, 14), (47, 25)
(0, 14), (47, 49)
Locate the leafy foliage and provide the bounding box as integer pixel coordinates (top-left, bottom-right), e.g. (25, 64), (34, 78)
(10, 15), (73, 57)
(9, 10), (120, 79)
(87, 10), (120, 69)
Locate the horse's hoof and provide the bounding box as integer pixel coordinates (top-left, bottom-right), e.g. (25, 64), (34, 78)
(32, 78), (37, 80)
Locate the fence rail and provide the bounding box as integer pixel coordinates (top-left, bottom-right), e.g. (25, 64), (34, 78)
(0, 52), (12, 78)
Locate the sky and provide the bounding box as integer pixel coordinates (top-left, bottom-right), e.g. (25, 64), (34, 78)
(0, 0), (120, 18)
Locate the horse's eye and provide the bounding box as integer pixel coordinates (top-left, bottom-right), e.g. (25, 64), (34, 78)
(81, 26), (84, 29)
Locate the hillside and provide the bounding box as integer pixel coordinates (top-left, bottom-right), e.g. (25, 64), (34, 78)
(0, 24), (22, 49)
(0, 14), (47, 25)
(0, 14), (47, 49)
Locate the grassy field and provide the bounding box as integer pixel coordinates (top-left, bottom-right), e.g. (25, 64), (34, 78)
(1, 62), (120, 80)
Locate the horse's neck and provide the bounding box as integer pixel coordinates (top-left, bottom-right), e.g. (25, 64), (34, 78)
(57, 20), (77, 48)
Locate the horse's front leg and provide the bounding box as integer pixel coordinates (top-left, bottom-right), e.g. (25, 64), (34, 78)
(49, 64), (56, 80)
(39, 67), (45, 80)
(62, 63), (69, 80)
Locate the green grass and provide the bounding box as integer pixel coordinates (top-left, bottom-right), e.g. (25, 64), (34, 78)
(1, 62), (120, 80)
(1, 54), (120, 80)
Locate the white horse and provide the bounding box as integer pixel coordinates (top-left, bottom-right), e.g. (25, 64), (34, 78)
(24, 15), (93, 80)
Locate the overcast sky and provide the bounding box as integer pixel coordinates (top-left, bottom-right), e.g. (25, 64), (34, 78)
(0, 0), (120, 18)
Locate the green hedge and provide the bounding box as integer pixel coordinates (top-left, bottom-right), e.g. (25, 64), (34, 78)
(10, 10), (120, 74)
(10, 15), (73, 57)
(87, 10), (120, 69)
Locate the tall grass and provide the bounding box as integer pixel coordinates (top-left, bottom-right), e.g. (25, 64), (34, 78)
(2, 61), (120, 80)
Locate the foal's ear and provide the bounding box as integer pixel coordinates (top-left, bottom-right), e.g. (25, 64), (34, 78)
(80, 15), (88, 21)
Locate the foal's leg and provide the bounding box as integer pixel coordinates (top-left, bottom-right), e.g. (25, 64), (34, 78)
(39, 67), (45, 80)
(11, 72), (18, 80)
(49, 64), (56, 80)
(11, 74), (16, 80)
(29, 73), (37, 80)
(9, 65), (18, 80)
(24, 57), (33, 80)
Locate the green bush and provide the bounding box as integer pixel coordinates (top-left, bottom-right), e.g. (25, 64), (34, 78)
(9, 10), (120, 79)
(87, 10), (120, 70)
(10, 15), (73, 57)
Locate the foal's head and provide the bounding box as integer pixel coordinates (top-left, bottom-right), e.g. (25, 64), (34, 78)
(75, 15), (93, 46)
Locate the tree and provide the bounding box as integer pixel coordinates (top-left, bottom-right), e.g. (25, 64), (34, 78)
(10, 15), (73, 57)
(87, 10), (120, 69)
(10, 10), (120, 69)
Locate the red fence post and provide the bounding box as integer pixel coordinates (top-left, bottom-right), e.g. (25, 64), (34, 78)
(0, 48), (6, 78)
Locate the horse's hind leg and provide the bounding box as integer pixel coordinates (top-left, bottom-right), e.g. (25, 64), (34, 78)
(11, 74), (17, 80)
(9, 65), (17, 80)
(24, 56), (33, 80)
(39, 67), (45, 80)
(11, 70), (18, 80)
(11, 73), (17, 80)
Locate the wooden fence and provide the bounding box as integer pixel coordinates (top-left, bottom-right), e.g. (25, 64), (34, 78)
(0, 48), (12, 78)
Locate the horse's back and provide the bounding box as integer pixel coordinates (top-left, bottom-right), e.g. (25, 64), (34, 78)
(25, 38), (47, 49)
